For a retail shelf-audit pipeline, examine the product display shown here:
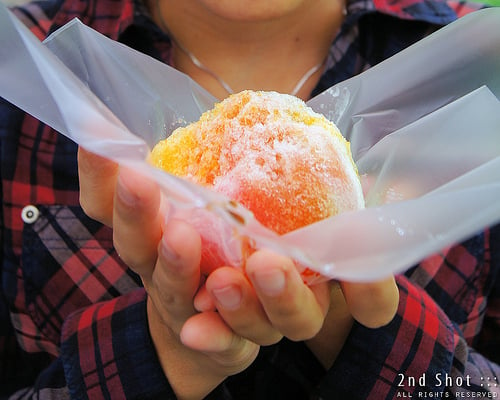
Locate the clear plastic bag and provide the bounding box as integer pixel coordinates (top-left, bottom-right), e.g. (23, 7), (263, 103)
(1, 5), (499, 282)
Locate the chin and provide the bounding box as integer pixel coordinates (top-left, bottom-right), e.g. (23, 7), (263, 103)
(198, 0), (306, 21)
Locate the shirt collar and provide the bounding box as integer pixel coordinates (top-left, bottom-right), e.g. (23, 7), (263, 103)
(51, 0), (154, 40)
(346, 0), (471, 24)
(52, 0), (470, 43)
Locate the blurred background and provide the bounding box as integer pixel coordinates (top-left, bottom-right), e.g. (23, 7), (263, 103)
(1, 0), (29, 5)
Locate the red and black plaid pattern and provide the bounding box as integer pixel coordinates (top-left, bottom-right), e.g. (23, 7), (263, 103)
(316, 276), (457, 399)
(19, 205), (140, 351)
(373, 0), (482, 21)
(1, 0), (498, 398)
(0, 105), (141, 394)
(60, 289), (174, 399)
(410, 231), (495, 343)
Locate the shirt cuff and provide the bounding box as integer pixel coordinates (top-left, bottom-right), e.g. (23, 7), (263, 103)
(60, 288), (176, 399)
(317, 275), (457, 399)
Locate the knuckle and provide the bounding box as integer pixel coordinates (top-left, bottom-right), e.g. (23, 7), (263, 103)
(231, 323), (281, 348)
(158, 290), (179, 309)
(359, 307), (397, 329)
(265, 301), (323, 341)
(281, 318), (322, 341)
(113, 235), (153, 272)
(254, 331), (283, 346)
(79, 192), (113, 226)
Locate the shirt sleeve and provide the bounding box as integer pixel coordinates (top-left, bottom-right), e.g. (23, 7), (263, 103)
(3, 289), (175, 399)
(60, 288), (177, 400)
(474, 225), (500, 364)
(316, 275), (500, 399)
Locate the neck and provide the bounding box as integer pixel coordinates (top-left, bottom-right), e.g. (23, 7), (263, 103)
(150, 0), (345, 100)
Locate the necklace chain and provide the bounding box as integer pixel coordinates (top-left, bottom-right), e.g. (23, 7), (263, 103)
(155, 0), (325, 97)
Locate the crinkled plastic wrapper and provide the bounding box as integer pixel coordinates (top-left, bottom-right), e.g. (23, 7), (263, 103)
(1, 5), (500, 283)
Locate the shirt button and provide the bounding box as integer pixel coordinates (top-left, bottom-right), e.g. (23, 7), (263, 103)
(21, 205), (40, 224)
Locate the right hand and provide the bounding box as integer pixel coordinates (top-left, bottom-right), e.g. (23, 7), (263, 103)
(146, 218), (261, 399)
(78, 148), (260, 399)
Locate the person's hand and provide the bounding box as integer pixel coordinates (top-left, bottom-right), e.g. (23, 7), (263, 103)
(78, 147), (399, 398)
(79, 148), (260, 398)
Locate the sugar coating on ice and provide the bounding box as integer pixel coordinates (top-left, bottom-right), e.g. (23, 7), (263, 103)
(150, 90), (364, 234)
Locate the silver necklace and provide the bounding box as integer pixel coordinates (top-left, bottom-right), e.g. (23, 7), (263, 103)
(155, 0), (325, 97)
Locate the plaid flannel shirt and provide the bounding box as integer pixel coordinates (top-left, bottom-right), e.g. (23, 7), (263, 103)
(1, 0), (498, 399)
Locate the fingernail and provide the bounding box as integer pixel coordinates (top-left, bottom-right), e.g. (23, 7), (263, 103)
(254, 268), (286, 297)
(212, 285), (242, 310)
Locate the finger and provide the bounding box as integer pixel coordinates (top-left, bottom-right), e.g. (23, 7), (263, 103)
(205, 267), (283, 345)
(112, 166), (163, 276)
(193, 281), (215, 312)
(180, 311), (241, 352)
(304, 283), (354, 369)
(246, 250), (331, 341)
(340, 276), (399, 328)
(180, 312), (259, 376)
(148, 219), (202, 331)
(77, 147), (118, 226)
